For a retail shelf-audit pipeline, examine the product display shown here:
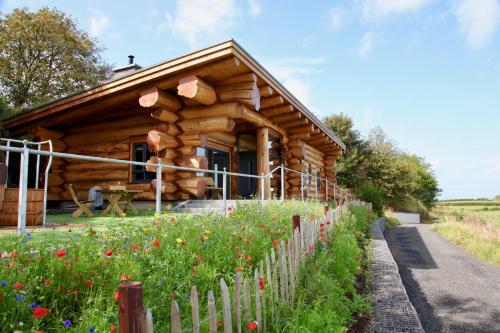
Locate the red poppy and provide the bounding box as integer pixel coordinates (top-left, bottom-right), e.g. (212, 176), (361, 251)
(258, 224), (266, 228)
(245, 254), (252, 261)
(110, 323), (116, 333)
(217, 319), (222, 329)
(43, 279), (50, 287)
(73, 257), (78, 263)
(131, 244), (139, 251)
(326, 220), (331, 225)
(105, 250), (113, 257)
(320, 223), (324, 227)
(56, 249), (66, 258)
(85, 280), (94, 287)
(152, 239), (160, 248)
(198, 255), (203, 261)
(9, 251), (17, 258)
(114, 291), (120, 301)
(32, 307), (48, 319)
(13, 282), (22, 289)
(237, 253), (242, 259)
(259, 277), (265, 290)
(272, 239), (278, 248)
(308, 245), (314, 253)
(227, 206), (233, 212)
(247, 321), (257, 331)
(236, 267), (242, 272)
(0, 292), (3, 301)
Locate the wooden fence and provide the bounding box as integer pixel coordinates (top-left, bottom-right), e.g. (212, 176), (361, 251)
(118, 201), (372, 333)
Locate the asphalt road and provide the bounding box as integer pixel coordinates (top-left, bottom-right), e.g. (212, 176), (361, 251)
(384, 224), (500, 333)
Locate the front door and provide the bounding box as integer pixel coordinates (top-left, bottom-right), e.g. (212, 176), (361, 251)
(211, 150), (229, 199)
(237, 151), (257, 198)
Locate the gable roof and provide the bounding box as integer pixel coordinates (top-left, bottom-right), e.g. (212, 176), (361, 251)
(2, 39), (345, 151)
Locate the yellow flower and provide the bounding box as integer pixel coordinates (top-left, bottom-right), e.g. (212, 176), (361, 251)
(102, 233), (109, 240)
(176, 238), (185, 246)
(204, 229), (212, 235)
(154, 213), (160, 219)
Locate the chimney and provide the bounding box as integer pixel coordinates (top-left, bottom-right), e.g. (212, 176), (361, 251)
(128, 55), (134, 65)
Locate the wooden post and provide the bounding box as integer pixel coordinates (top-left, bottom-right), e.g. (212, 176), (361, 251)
(257, 127), (270, 199)
(292, 215), (301, 232)
(323, 205), (329, 216)
(118, 282), (144, 333)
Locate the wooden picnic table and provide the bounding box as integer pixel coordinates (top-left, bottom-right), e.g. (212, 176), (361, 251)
(101, 189), (142, 216)
(205, 186), (223, 199)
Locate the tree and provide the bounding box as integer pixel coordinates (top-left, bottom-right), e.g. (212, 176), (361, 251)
(0, 7), (112, 110)
(323, 113), (371, 189)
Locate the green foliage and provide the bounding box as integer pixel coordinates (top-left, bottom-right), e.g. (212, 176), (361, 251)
(357, 181), (384, 215)
(0, 7), (112, 110)
(0, 201), (323, 332)
(324, 115), (441, 212)
(273, 205), (372, 332)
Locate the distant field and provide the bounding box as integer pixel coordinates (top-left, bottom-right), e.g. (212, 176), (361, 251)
(435, 200), (500, 226)
(432, 200), (500, 264)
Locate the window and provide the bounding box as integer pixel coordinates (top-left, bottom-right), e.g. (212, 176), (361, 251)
(131, 142), (155, 183)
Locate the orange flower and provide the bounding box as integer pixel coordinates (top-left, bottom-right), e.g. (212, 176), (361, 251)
(237, 253), (242, 259)
(272, 239), (278, 248)
(43, 279), (50, 287)
(114, 291), (120, 301)
(245, 254), (252, 261)
(152, 239), (160, 248)
(236, 267), (242, 272)
(131, 244), (139, 251)
(110, 323), (116, 333)
(85, 280), (94, 287)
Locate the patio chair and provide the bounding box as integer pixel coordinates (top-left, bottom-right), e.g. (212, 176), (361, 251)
(68, 184), (94, 218)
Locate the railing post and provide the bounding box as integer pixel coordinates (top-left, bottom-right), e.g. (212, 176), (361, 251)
(325, 179), (328, 204)
(18, 143), (29, 234)
(222, 167), (227, 215)
(260, 173), (265, 204)
(155, 162), (162, 215)
(118, 281), (144, 333)
(5, 140), (10, 186)
(280, 164), (285, 201)
(315, 177), (318, 201)
(300, 172), (304, 201)
(35, 143), (40, 189)
(333, 184), (336, 207)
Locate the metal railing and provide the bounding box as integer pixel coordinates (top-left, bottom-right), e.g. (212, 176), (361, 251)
(0, 143), (336, 234)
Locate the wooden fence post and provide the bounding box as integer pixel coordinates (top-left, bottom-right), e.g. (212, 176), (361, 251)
(118, 281), (144, 333)
(323, 205), (329, 216)
(292, 215), (300, 232)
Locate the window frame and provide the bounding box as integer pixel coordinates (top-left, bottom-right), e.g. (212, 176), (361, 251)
(129, 137), (155, 184)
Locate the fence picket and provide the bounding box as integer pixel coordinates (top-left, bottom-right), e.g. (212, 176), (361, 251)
(191, 286), (200, 333)
(259, 261), (267, 332)
(171, 299), (182, 333)
(265, 254), (274, 304)
(243, 279), (252, 323)
(254, 269), (262, 333)
(143, 308), (154, 333)
(271, 249), (280, 301)
(233, 271), (242, 333)
(208, 290), (217, 333)
(220, 278), (233, 333)
(287, 237), (295, 302)
(279, 241), (289, 302)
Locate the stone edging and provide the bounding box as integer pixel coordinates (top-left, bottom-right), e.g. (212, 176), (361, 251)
(370, 217), (425, 333)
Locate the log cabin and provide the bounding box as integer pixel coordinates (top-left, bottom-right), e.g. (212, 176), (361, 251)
(1, 40), (345, 206)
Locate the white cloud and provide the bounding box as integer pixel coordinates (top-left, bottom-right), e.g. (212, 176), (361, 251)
(165, 0), (240, 47)
(455, 0), (500, 49)
(263, 57), (325, 113)
(248, 0), (262, 17)
(327, 5), (348, 32)
(363, 0), (430, 20)
(89, 10), (110, 37)
(358, 32), (374, 57)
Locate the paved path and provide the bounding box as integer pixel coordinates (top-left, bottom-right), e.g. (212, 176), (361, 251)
(385, 224), (500, 333)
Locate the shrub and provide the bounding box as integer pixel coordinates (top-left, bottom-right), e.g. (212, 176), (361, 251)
(357, 181), (384, 215)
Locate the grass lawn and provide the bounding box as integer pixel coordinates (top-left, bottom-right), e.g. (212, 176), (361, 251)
(431, 200), (500, 265)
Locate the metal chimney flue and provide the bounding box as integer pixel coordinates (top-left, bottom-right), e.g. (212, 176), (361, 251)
(128, 55), (134, 65)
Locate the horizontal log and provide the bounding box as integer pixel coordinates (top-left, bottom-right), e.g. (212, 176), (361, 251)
(64, 123), (154, 147)
(175, 156), (208, 169)
(178, 116), (235, 133)
(160, 149), (179, 160)
(65, 162), (129, 171)
(139, 87), (182, 112)
(176, 172), (196, 179)
(177, 75), (217, 105)
(215, 81), (255, 92)
(261, 96), (284, 109)
(68, 141), (129, 155)
(208, 132), (237, 146)
(175, 178), (207, 199)
(65, 150), (130, 161)
(63, 169), (129, 183)
(258, 85), (273, 97)
(289, 147), (305, 158)
(270, 112), (301, 123)
(280, 118), (309, 129)
(217, 72), (257, 85)
(145, 157), (176, 173)
(260, 105), (294, 118)
(147, 130), (178, 152)
(179, 102), (245, 119)
(28, 125), (65, 139)
(288, 125), (314, 135)
(151, 108), (179, 123)
(178, 133), (207, 147)
(69, 115), (154, 134)
(165, 192), (190, 201)
(159, 123), (181, 137)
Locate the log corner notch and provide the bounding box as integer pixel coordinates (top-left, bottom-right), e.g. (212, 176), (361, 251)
(139, 87), (182, 112)
(177, 75), (217, 105)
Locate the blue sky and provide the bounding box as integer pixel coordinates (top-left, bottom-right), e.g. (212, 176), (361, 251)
(1, 0), (499, 199)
